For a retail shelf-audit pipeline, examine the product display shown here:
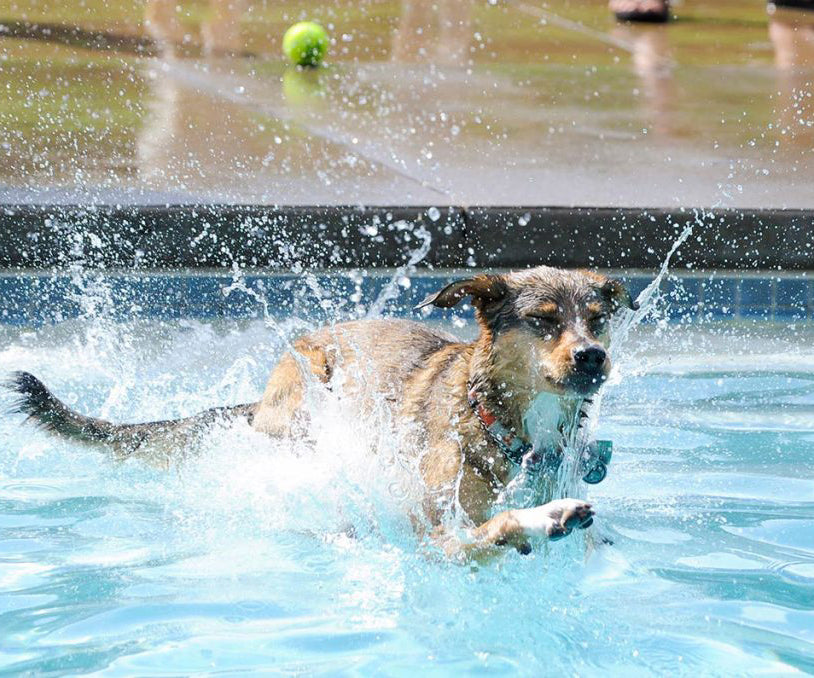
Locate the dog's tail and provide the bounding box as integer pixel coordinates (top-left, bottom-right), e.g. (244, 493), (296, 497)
(5, 371), (257, 459)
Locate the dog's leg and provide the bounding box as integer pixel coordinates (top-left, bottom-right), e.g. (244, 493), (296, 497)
(433, 498), (595, 562)
(252, 338), (333, 438)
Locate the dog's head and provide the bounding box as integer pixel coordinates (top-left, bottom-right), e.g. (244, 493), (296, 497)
(418, 266), (638, 397)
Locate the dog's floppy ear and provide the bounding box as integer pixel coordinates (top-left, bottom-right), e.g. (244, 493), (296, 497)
(416, 275), (507, 310)
(600, 278), (639, 311)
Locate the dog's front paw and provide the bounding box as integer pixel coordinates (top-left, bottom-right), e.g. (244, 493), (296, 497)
(513, 498), (594, 541)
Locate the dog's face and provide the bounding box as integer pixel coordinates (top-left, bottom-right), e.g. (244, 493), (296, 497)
(418, 266), (638, 397)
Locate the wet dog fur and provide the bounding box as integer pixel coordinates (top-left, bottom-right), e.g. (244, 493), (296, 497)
(7, 266), (636, 562)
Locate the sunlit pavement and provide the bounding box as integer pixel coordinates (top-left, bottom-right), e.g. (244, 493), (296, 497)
(0, 0), (812, 207)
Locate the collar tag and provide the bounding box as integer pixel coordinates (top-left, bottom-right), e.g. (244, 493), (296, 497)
(581, 440), (613, 484)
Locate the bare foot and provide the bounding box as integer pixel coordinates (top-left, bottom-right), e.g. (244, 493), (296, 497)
(610, 0), (670, 23)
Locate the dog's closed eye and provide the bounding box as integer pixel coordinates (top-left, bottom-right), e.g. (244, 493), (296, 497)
(588, 314), (608, 334)
(525, 313), (560, 333)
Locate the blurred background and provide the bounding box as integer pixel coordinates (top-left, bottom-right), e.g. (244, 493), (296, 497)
(0, 0), (812, 207)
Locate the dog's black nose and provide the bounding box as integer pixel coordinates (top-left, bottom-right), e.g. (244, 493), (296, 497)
(573, 346), (606, 371)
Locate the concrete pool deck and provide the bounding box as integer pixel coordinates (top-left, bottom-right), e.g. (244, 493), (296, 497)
(1, 1), (813, 209)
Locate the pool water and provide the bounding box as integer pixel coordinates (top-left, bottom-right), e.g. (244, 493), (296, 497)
(1, 303), (813, 675)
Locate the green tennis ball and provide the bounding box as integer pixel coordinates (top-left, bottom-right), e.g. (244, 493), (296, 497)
(282, 21), (329, 67)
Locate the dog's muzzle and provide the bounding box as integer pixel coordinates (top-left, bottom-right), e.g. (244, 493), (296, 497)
(567, 345), (608, 394)
(573, 345), (607, 373)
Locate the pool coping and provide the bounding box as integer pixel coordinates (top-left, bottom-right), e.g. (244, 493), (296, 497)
(0, 204), (812, 271)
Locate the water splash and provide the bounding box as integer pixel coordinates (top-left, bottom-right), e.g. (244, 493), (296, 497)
(492, 217), (700, 509)
(557, 215), (700, 494)
(5, 208), (705, 560)
(366, 221), (432, 318)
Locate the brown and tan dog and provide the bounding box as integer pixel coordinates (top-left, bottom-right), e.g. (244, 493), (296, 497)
(8, 266), (637, 561)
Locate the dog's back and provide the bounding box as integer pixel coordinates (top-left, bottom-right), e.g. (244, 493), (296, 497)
(251, 317), (461, 437)
(307, 317), (459, 399)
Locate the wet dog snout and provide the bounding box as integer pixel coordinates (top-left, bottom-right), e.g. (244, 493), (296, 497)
(573, 345), (606, 372)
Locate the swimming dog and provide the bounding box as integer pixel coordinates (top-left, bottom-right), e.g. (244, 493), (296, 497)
(7, 266), (637, 561)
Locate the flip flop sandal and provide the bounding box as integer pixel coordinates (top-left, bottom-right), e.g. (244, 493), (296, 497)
(611, 0), (670, 22)
(769, 0), (814, 9)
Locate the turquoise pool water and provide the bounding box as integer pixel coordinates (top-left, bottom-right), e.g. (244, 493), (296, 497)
(1, 300), (813, 675)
